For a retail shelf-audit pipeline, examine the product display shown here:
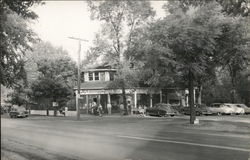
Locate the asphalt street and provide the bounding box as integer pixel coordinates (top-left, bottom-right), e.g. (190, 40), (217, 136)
(1, 115), (250, 160)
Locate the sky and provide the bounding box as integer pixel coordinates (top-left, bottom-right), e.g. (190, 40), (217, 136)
(31, 1), (167, 61)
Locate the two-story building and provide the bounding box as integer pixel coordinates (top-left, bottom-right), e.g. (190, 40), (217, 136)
(75, 64), (194, 114)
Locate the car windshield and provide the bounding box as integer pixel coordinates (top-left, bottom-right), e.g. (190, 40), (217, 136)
(210, 104), (221, 108)
(236, 104), (248, 108)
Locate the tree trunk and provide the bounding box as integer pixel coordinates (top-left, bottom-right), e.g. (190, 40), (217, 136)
(231, 77), (236, 103)
(229, 64), (237, 103)
(0, 85), (1, 107)
(46, 104), (49, 116)
(188, 70), (196, 124)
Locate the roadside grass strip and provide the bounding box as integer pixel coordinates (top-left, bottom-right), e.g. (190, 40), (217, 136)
(116, 135), (250, 152)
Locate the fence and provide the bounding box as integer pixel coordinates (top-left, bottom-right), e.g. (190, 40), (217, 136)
(30, 110), (77, 117)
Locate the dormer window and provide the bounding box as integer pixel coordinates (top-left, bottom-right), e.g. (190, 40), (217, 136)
(89, 72), (93, 81)
(88, 72), (99, 81)
(94, 72), (99, 81)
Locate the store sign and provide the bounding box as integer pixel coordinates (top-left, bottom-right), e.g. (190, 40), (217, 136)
(52, 102), (58, 107)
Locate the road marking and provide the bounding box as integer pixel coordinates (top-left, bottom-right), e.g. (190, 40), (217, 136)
(116, 135), (250, 152)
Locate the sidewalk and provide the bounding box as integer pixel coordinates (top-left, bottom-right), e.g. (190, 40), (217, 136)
(174, 115), (250, 124)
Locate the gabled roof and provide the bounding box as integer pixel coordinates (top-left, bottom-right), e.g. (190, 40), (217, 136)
(82, 63), (116, 72)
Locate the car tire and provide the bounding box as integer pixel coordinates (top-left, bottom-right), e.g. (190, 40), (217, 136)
(157, 111), (161, 117)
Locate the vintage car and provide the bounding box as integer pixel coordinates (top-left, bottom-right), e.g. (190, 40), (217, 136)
(223, 103), (245, 115)
(9, 105), (29, 118)
(146, 103), (177, 117)
(207, 103), (234, 115)
(182, 104), (212, 116)
(235, 104), (250, 114)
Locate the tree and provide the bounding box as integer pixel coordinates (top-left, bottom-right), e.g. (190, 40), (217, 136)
(24, 41), (69, 85)
(165, 0), (250, 104)
(216, 17), (250, 103)
(30, 57), (77, 115)
(0, 0), (43, 103)
(87, 1), (155, 113)
(88, 1), (155, 63)
(142, 2), (228, 124)
(164, 0), (250, 17)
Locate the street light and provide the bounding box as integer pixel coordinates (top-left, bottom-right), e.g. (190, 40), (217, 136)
(68, 36), (88, 120)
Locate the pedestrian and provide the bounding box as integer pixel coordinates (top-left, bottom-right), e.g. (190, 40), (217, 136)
(98, 104), (103, 117)
(127, 101), (131, 115)
(92, 101), (97, 115)
(107, 103), (112, 115)
(120, 103), (124, 116)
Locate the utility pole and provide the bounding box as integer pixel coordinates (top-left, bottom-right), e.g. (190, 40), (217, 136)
(68, 37), (88, 120)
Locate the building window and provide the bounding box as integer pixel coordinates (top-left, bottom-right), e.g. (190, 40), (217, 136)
(110, 72), (114, 81)
(94, 72), (99, 81)
(89, 72), (93, 81)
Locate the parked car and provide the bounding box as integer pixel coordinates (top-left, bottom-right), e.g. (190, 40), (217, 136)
(234, 104), (250, 114)
(182, 104), (212, 116)
(224, 103), (244, 115)
(208, 103), (234, 115)
(9, 105), (29, 118)
(146, 103), (176, 117)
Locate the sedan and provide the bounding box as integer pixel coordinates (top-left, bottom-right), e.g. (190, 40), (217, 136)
(182, 104), (212, 116)
(224, 103), (244, 115)
(9, 110), (28, 118)
(235, 104), (250, 114)
(146, 103), (176, 117)
(208, 103), (234, 115)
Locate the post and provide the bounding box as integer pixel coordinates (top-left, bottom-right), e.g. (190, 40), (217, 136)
(68, 37), (88, 120)
(134, 91), (137, 108)
(150, 93), (153, 108)
(193, 88), (196, 105)
(77, 40), (81, 120)
(107, 93), (111, 115)
(198, 86), (202, 105)
(86, 94), (89, 115)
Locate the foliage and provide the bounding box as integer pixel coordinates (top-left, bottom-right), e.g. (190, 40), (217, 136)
(108, 60), (142, 89)
(164, 0), (250, 17)
(132, 2), (230, 123)
(5, 84), (29, 106)
(216, 16), (250, 102)
(87, 0), (155, 64)
(30, 77), (72, 107)
(30, 57), (77, 107)
(24, 41), (69, 84)
(164, 0), (250, 104)
(0, 0), (42, 88)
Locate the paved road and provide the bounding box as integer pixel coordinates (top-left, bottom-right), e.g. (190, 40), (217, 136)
(1, 116), (250, 160)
